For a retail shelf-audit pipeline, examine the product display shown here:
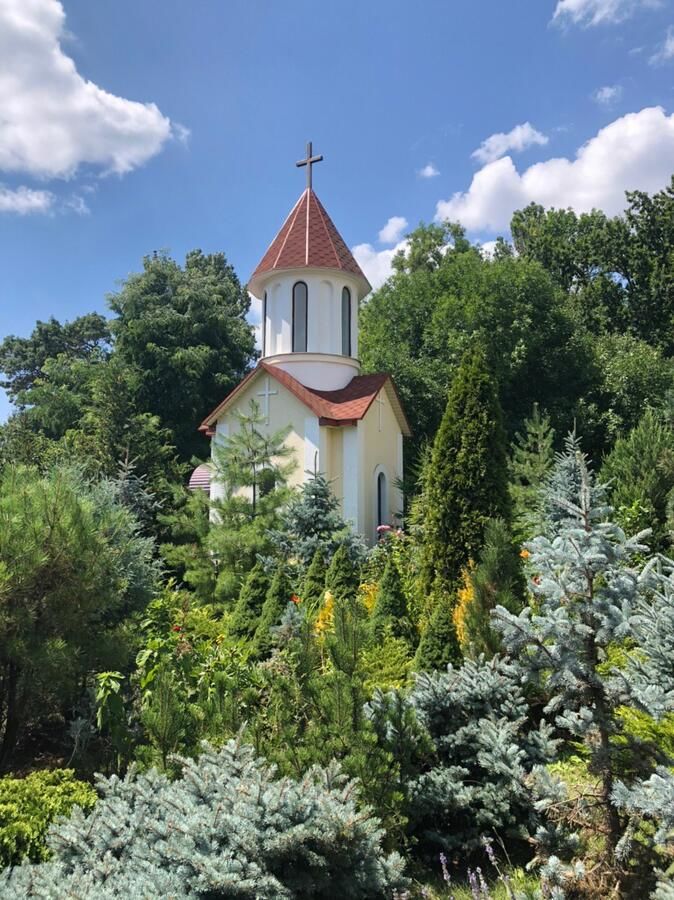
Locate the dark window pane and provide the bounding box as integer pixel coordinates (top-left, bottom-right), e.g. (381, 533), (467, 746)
(341, 287), (351, 356)
(293, 282), (307, 352)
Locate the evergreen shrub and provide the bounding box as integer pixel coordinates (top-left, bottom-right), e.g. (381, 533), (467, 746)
(0, 738), (404, 899)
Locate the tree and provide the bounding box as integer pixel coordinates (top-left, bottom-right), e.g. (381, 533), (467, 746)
(325, 543), (361, 603)
(418, 344), (511, 598)
(453, 518), (525, 659)
(601, 408), (674, 550)
(493, 439), (650, 862)
(509, 404), (555, 543)
(302, 548), (326, 609)
(413, 597), (461, 672)
(205, 400), (295, 602)
(0, 465), (158, 768)
(0, 738), (405, 899)
(368, 657), (556, 858)
(0, 313), (111, 402)
(267, 471), (363, 571)
(229, 562), (270, 641)
(370, 559), (412, 644)
(251, 567), (293, 660)
(109, 249), (256, 461)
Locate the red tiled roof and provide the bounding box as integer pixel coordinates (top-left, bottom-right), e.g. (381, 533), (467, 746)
(200, 361), (411, 436)
(248, 189), (371, 297)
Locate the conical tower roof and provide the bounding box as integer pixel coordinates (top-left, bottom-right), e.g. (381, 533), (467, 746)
(248, 188), (371, 299)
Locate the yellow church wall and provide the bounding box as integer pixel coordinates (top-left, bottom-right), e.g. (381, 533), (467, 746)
(321, 426), (344, 507)
(359, 385), (404, 543)
(212, 372), (311, 492)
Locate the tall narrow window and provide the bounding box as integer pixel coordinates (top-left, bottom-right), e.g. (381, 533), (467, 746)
(261, 291), (267, 357)
(341, 287), (351, 356)
(292, 282), (308, 352)
(377, 471), (387, 528)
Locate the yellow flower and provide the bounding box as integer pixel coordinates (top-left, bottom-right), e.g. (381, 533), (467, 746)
(520, 548), (530, 559)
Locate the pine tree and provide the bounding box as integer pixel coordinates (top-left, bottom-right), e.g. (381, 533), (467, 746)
(509, 403), (555, 543)
(302, 548), (326, 610)
(418, 345), (510, 598)
(251, 566), (293, 659)
(370, 559), (412, 643)
(413, 597), (462, 671)
(229, 561), (269, 641)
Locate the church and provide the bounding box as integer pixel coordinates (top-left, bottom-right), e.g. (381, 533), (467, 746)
(195, 145), (410, 545)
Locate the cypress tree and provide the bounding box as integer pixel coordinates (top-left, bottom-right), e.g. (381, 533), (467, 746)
(414, 598), (462, 671)
(302, 548), (326, 610)
(251, 566), (292, 660)
(419, 345), (510, 598)
(229, 562), (269, 641)
(509, 403), (555, 543)
(325, 543), (360, 603)
(370, 559), (411, 643)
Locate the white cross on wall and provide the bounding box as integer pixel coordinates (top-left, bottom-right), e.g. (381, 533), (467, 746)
(257, 377), (278, 424)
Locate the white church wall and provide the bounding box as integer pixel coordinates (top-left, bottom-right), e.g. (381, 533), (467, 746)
(258, 268), (361, 360)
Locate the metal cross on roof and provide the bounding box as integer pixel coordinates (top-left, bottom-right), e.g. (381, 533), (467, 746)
(296, 141), (323, 190)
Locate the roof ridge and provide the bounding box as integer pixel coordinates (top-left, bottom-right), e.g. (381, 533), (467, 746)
(310, 190), (341, 269)
(272, 190), (307, 269)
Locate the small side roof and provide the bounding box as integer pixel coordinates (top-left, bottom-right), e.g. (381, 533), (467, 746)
(200, 361), (411, 437)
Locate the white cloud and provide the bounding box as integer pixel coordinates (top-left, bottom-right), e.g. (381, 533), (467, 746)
(650, 27), (674, 64)
(418, 163), (440, 178)
(436, 107), (674, 233)
(480, 240), (499, 259)
(378, 215), (408, 245)
(0, 184), (53, 214)
(472, 123), (549, 165)
(593, 84), (623, 104)
(0, 0), (175, 181)
(553, 0), (661, 27)
(352, 239), (409, 291)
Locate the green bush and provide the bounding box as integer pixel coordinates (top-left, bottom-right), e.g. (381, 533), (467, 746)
(0, 769), (96, 867)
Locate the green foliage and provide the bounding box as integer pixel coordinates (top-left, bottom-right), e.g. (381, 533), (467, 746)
(369, 657), (556, 858)
(509, 404), (555, 543)
(0, 769), (96, 867)
(267, 470), (364, 572)
(229, 561), (269, 640)
(109, 249), (255, 461)
(0, 465), (158, 768)
(325, 542), (361, 602)
(251, 567), (293, 660)
(0, 739), (405, 899)
(414, 597), (462, 672)
(418, 345), (510, 597)
(370, 558), (413, 643)
(459, 518), (526, 659)
(302, 548), (326, 609)
(602, 407), (674, 549)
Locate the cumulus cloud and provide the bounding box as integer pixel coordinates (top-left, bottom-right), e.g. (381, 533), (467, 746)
(593, 84), (623, 104)
(436, 107), (674, 233)
(0, 184), (54, 214)
(553, 0), (661, 27)
(472, 123), (549, 165)
(418, 163), (440, 178)
(352, 239), (409, 291)
(0, 0), (175, 181)
(378, 216), (408, 245)
(650, 27), (674, 64)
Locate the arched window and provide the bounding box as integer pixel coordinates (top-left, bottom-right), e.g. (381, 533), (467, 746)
(377, 471), (387, 528)
(261, 290), (267, 357)
(292, 282), (308, 352)
(341, 287), (351, 356)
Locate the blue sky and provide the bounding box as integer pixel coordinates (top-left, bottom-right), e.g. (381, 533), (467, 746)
(2, 0), (674, 420)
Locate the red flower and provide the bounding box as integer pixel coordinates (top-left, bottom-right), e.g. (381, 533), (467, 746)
(291, 594), (301, 605)
(171, 624), (182, 632)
